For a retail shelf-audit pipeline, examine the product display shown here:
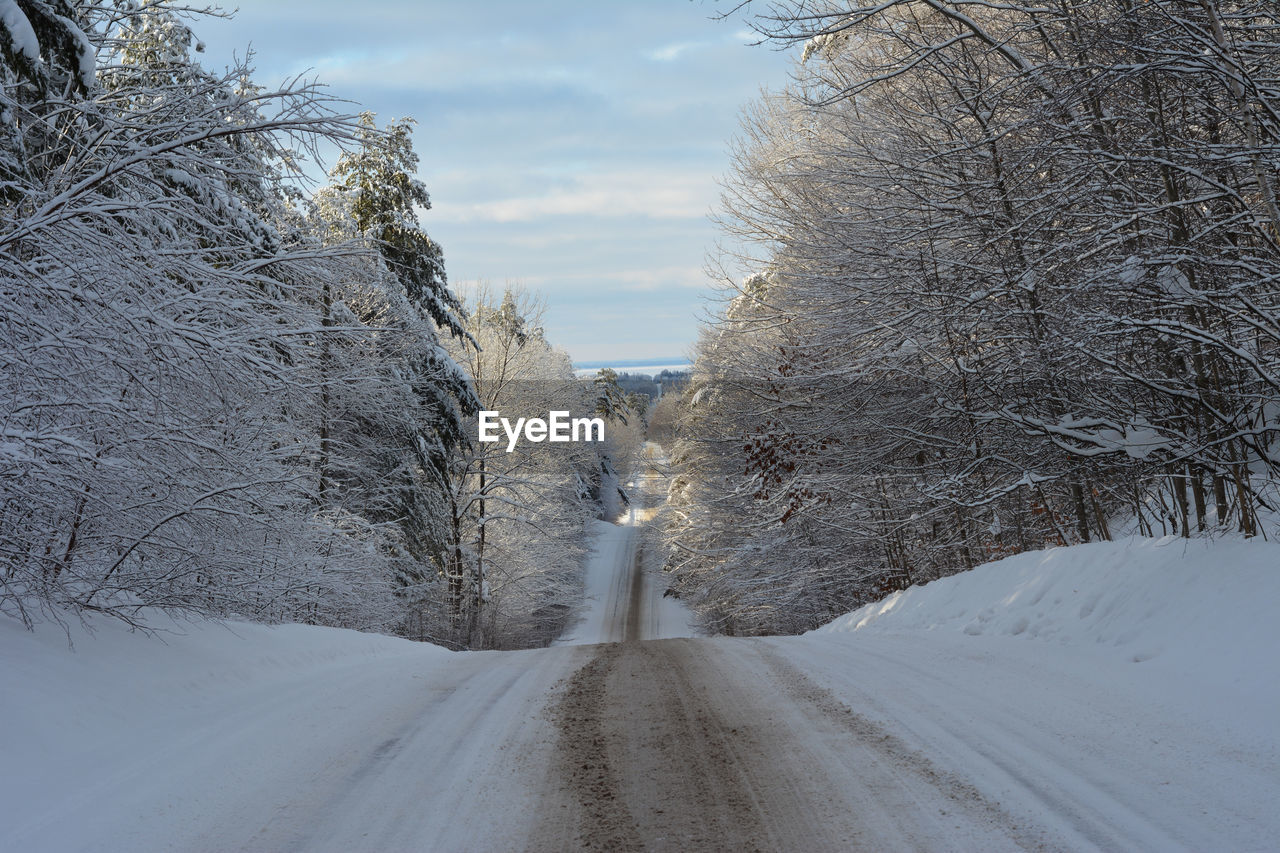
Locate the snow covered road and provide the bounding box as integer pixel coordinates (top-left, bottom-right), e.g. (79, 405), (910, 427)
(4, 452), (1277, 850)
(557, 443), (696, 646)
(539, 638), (1038, 851)
(10, 619), (1275, 851)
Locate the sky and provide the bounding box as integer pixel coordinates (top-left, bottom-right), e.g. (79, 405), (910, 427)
(198, 2), (796, 364)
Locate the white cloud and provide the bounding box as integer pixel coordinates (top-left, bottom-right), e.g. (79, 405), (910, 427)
(197, 0), (796, 362)
(598, 266), (710, 292)
(644, 40), (706, 62)
(520, 266), (709, 292)
(441, 171), (715, 223)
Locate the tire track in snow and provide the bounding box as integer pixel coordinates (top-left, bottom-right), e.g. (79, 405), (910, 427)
(623, 537), (647, 643)
(542, 644), (645, 852)
(750, 642), (1049, 851)
(541, 637), (1052, 852)
(789, 638), (1204, 851)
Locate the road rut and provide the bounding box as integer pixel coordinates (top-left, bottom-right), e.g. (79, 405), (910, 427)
(536, 638), (1040, 852)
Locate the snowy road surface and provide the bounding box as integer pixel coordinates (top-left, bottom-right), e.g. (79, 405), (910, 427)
(3, 447), (1277, 850)
(557, 443), (695, 645)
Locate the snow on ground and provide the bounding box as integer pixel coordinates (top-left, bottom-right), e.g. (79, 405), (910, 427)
(556, 442), (696, 645)
(0, 442), (697, 850)
(771, 535), (1280, 849)
(0, 611), (438, 850)
(555, 518), (637, 644)
(646, 555), (699, 640)
(629, 442), (698, 640)
(3, 527), (1277, 850)
(0, 610), (583, 852)
(814, 535), (1279, 700)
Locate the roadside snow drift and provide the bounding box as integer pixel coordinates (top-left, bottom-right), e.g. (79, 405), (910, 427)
(781, 535), (1280, 849)
(0, 613), (462, 851)
(814, 535), (1279, 698)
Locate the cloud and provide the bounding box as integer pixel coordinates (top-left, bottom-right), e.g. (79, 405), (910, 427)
(644, 40), (706, 62)
(442, 171), (715, 223)
(519, 265), (709, 293)
(600, 266), (709, 292)
(197, 0), (797, 362)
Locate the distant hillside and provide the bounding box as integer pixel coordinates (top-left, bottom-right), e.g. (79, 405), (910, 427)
(573, 358), (691, 377)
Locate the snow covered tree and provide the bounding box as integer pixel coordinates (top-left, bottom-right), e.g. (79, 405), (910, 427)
(306, 113), (482, 637)
(0, 0), (96, 193)
(671, 0), (1280, 633)
(430, 285), (598, 649)
(0, 2), (469, 633)
(328, 113), (470, 344)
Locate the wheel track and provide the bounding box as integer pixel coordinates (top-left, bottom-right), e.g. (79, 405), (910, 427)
(538, 638), (1040, 851)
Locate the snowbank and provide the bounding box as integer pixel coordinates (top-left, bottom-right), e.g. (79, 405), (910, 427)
(0, 611), (452, 850)
(814, 536), (1279, 696)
